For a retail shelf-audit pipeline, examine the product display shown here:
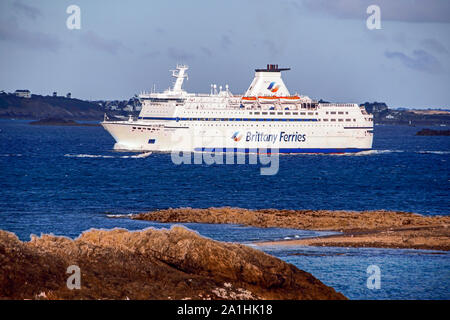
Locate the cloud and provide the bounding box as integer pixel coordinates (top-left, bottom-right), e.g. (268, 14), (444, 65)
(298, 0), (450, 23)
(262, 39), (279, 58)
(420, 38), (448, 54)
(142, 50), (160, 58)
(0, 17), (61, 51)
(80, 31), (130, 55)
(200, 46), (213, 57)
(12, 0), (42, 20)
(167, 47), (195, 61)
(221, 34), (232, 50)
(384, 49), (443, 73)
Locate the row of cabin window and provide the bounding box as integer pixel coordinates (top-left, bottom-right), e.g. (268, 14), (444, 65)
(326, 111), (349, 115)
(322, 119), (355, 122)
(252, 111), (317, 116)
(169, 111), (320, 116)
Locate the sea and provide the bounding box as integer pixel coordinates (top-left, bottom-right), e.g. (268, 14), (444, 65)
(0, 119), (449, 299)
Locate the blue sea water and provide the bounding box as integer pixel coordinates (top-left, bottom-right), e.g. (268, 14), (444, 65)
(0, 119), (449, 299)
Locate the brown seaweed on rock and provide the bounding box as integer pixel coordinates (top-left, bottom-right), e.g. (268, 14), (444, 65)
(0, 226), (346, 300)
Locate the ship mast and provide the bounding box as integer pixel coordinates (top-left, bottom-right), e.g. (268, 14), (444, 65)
(171, 64), (188, 93)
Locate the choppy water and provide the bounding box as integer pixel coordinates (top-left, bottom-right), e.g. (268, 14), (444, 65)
(0, 120), (449, 299)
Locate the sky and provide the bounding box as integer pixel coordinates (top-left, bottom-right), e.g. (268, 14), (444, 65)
(0, 0), (449, 108)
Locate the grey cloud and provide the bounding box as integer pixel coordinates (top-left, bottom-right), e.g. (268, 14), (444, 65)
(200, 46), (213, 57)
(12, 0), (42, 20)
(298, 0), (450, 23)
(384, 49), (443, 73)
(167, 47), (195, 61)
(392, 33), (409, 47)
(155, 27), (165, 34)
(420, 38), (448, 54)
(221, 34), (232, 50)
(142, 50), (161, 58)
(262, 39), (279, 58)
(0, 17), (61, 51)
(80, 31), (130, 55)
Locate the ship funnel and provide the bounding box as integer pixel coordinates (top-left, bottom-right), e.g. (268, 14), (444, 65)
(245, 64), (291, 97)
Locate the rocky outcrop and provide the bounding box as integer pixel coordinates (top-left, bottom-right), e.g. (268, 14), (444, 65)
(133, 207), (448, 232)
(416, 128), (450, 136)
(0, 226), (346, 300)
(133, 208), (450, 251)
(256, 225), (450, 251)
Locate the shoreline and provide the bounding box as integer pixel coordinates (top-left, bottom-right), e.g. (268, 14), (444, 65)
(132, 208), (450, 251)
(253, 225), (450, 251)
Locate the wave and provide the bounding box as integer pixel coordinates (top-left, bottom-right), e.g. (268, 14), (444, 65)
(119, 152), (152, 158)
(417, 151), (450, 155)
(64, 154), (115, 158)
(345, 150), (449, 156)
(64, 152), (152, 159)
(0, 154), (22, 157)
(314, 149), (405, 157)
(353, 149), (404, 156)
(106, 213), (134, 218)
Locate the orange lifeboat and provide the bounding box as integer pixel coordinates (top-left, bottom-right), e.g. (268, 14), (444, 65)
(241, 96), (257, 103)
(258, 96), (279, 103)
(279, 96), (300, 103)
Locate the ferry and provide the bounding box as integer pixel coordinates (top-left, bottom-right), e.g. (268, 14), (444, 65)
(102, 64), (373, 153)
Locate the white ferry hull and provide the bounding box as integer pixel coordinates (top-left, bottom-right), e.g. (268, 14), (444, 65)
(102, 121), (373, 154)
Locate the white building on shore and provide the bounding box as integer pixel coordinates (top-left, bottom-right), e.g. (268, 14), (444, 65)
(15, 90), (31, 98)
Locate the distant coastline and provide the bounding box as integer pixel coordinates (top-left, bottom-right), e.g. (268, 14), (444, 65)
(29, 118), (101, 126)
(1, 91), (449, 126)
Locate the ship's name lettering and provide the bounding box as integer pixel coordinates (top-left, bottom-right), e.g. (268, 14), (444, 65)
(245, 131), (306, 143)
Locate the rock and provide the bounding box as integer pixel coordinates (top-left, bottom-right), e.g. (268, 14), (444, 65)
(0, 227), (346, 300)
(133, 207), (448, 232)
(416, 128), (450, 136)
(132, 208), (450, 251)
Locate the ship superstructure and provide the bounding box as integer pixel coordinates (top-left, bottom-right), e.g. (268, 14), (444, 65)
(102, 64), (373, 153)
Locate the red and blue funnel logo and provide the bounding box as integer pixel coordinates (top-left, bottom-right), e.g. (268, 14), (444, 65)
(232, 132), (243, 142)
(267, 82), (280, 93)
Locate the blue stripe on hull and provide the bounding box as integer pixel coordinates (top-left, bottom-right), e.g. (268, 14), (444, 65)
(194, 148), (371, 154)
(139, 116), (318, 122)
